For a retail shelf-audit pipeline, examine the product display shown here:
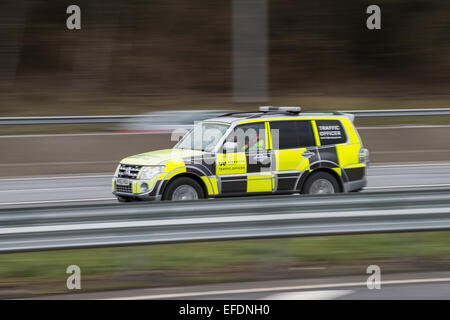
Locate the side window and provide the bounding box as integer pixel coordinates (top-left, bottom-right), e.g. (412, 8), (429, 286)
(226, 122), (266, 153)
(270, 120), (316, 150)
(315, 120), (347, 145)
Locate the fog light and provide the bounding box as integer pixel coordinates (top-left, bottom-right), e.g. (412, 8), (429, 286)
(141, 183), (149, 192)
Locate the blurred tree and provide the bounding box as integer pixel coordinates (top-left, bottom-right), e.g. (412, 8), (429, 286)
(0, 0), (447, 112)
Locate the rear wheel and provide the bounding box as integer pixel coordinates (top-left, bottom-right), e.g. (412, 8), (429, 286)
(302, 171), (340, 195)
(162, 177), (205, 201)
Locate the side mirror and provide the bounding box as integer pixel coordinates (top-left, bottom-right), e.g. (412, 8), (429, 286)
(223, 141), (238, 153)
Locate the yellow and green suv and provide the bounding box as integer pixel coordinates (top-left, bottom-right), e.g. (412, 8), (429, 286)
(112, 107), (369, 202)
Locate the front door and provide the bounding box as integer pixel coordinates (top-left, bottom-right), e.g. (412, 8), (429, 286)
(216, 122), (273, 194)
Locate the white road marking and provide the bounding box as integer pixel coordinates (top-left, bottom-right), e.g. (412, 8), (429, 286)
(358, 124), (450, 129)
(1, 124), (449, 138)
(366, 183), (450, 190)
(0, 198), (115, 206)
(0, 174), (111, 181)
(0, 132), (161, 138)
(104, 277), (450, 300)
(0, 161), (115, 167)
(0, 183), (449, 205)
(371, 150), (450, 154)
(370, 162), (450, 168)
(0, 186), (103, 193)
(0, 162), (448, 182)
(0, 162), (449, 205)
(263, 290), (353, 300)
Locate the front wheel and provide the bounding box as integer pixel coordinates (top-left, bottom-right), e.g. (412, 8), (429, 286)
(302, 171), (340, 195)
(162, 177), (205, 201)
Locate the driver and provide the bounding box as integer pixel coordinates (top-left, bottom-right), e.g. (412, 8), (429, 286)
(244, 134), (264, 152)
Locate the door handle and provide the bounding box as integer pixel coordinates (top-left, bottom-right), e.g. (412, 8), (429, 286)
(252, 154), (270, 162)
(302, 151), (315, 158)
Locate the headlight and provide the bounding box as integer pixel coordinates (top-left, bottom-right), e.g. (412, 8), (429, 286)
(139, 166), (164, 180)
(114, 164), (121, 177)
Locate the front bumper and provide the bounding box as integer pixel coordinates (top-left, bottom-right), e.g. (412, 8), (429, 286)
(112, 176), (162, 201)
(113, 192), (162, 201)
(344, 177), (368, 192)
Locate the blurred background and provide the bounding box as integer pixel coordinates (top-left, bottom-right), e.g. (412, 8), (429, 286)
(0, 0), (449, 299)
(0, 0), (448, 174)
(0, 0), (448, 118)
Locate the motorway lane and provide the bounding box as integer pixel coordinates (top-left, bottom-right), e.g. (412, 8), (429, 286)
(160, 282), (450, 300)
(29, 271), (450, 300)
(0, 175), (114, 207)
(1, 162), (450, 208)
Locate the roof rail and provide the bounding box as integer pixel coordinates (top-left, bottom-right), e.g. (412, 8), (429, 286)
(218, 107), (355, 121)
(219, 111), (255, 117)
(301, 110), (355, 121)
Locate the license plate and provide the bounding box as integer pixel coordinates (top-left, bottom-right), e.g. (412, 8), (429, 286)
(116, 178), (130, 186)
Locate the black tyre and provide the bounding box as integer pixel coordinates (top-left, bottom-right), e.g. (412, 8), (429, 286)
(162, 177), (205, 201)
(116, 195), (131, 203)
(302, 171), (341, 195)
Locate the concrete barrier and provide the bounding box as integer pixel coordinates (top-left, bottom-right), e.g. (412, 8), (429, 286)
(0, 126), (449, 176)
(359, 126), (450, 163)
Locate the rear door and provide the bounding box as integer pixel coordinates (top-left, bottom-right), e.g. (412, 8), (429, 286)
(315, 119), (365, 182)
(269, 120), (318, 191)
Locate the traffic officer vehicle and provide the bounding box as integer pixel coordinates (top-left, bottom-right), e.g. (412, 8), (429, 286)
(112, 106), (369, 202)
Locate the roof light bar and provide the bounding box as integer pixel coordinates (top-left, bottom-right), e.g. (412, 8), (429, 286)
(259, 106), (302, 113)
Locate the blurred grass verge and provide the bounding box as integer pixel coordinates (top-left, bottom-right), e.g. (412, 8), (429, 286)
(0, 231), (449, 297)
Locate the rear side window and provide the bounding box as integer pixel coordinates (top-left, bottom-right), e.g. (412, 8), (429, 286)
(315, 120), (347, 145)
(270, 120), (316, 150)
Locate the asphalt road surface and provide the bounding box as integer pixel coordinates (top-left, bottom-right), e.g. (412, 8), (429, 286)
(29, 271), (450, 300)
(1, 162), (450, 208)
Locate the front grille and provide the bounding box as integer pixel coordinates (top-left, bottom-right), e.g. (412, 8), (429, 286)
(115, 184), (132, 194)
(118, 164), (142, 179)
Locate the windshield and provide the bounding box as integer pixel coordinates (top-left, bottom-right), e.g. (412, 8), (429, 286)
(175, 122), (229, 152)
